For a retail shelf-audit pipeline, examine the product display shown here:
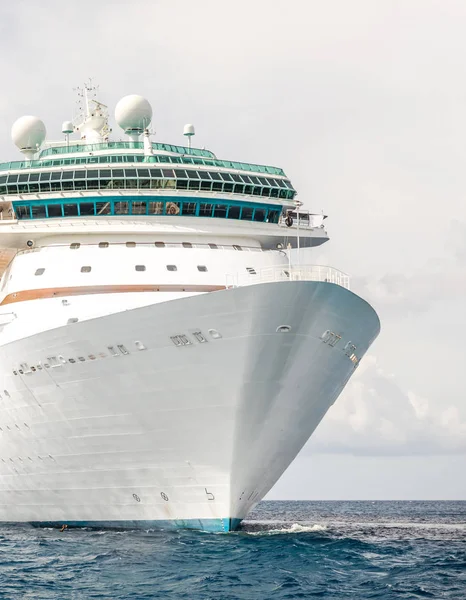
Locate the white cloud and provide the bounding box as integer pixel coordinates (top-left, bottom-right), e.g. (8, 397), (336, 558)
(308, 354), (466, 456)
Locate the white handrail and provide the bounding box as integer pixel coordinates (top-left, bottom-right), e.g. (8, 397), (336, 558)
(226, 264), (350, 290)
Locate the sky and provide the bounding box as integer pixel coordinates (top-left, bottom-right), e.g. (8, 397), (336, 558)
(1, 0), (465, 499)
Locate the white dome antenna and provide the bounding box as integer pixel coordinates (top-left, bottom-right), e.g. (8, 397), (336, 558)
(62, 120), (74, 149)
(115, 95), (152, 142)
(11, 116), (46, 159)
(183, 124), (195, 150)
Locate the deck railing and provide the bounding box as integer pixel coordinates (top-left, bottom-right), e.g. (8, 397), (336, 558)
(226, 264), (350, 290)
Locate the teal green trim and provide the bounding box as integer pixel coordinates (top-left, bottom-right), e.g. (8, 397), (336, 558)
(0, 151), (286, 176)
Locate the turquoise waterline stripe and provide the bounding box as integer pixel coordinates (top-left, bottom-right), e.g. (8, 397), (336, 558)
(25, 518), (243, 533)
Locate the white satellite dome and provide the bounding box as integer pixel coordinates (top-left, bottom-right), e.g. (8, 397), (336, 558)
(11, 116), (46, 156)
(115, 95), (152, 138)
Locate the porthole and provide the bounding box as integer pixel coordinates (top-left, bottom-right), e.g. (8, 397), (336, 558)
(78, 356), (86, 362)
(69, 358), (76, 363)
(98, 242), (109, 248)
(135, 265), (146, 272)
(70, 243), (80, 249)
(276, 325), (291, 333)
(197, 265), (208, 272)
(81, 266), (92, 273)
(166, 265), (177, 271)
(126, 241), (136, 248)
(35, 268), (45, 276)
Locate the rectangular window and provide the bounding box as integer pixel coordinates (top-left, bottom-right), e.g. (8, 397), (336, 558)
(126, 241), (136, 247)
(96, 202), (111, 215)
(197, 265), (208, 272)
(182, 202), (197, 215)
(242, 207), (253, 221)
(63, 203), (79, 216)
(31, 205), (47, 219)
(166, 265), (177, 271)
(47, 204), (63, 218)
(81, 266), (92, 273)
(199, 203), (213, 217)
(154, 241), (165, 248)
(162, 168), (174, 178)
(135, 265), (146, 271)
(35, 268), (45, 276)
(208, 243), (218, 249)
(39, 172), (50, 181)
(186, 170), (199, 179)
(70, 243), (80, 249)
(74, 171), (86, 179)
(79, 202), (95, 216)
(114, 201), (129, 214)
(253, 208), (266, 222)
(228, 205), (241, 219)
(131, 201), (147, 215)
(214, 204), (227, 218)
(165, 201), (180, 215)
(148, 201), (163, 215)
(98, 242), (109, 248)
(50, 172), (61, 181)
(198, 171), (211, 180)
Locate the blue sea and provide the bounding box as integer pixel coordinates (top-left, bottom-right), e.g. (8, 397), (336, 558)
(0, 501), (464, 599)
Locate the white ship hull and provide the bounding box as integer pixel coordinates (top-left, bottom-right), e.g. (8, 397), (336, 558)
(0, 281), (379, 531)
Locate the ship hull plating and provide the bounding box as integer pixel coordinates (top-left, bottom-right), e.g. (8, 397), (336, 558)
(0, 282), (379, 532)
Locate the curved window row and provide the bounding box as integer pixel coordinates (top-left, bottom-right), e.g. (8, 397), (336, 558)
(13, 198), (283, 223)
(0, 169), (294, 200)
(0, 151), (286, 177)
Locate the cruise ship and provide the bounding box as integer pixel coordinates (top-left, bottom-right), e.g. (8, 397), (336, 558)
(0, 85), (380, 532)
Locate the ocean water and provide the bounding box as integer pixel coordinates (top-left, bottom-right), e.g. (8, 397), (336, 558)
(0, 501), (464, 599)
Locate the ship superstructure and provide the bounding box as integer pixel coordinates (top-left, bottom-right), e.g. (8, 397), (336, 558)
(0, 84), (380, 531)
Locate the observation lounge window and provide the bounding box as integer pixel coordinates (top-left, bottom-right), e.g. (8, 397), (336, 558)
(242, 207), (253, 221)
(96, 201), (111, 215)
(228, 205), (241, 219)
(63, 203), (78, 217)
(79, 202), (95, 216)
(182, 201), (197, 215)
(114, 201), (129, 214)
(199, 203), (213, 217)
(48, 204), (63, 217)
(214, 204), (227, 218)
(31, 205), (47, 219)
(148, 201), (163, 215)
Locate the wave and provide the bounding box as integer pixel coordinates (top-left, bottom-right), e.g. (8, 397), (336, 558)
(240, 521), (328, 535)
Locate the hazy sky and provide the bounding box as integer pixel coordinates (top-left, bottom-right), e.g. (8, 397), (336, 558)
(1, 0), (465, 499)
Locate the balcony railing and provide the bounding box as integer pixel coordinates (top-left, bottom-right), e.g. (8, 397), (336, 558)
(226, 264), (350, 290)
